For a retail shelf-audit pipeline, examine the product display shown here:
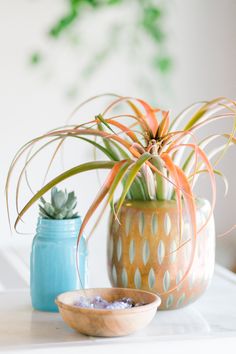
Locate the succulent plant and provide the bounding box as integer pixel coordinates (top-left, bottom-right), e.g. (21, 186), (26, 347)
(39, 187), (78, 220)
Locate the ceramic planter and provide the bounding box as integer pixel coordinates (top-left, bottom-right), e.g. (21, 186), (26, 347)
(30, 217), (88, 312)
(107, 199), (215, 310)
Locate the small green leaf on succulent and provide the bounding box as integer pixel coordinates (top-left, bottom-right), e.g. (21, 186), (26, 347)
(52, 190), (67, 209)
(66, 192), (77, 209)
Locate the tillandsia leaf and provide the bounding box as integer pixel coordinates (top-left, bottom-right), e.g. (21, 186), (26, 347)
(76, 161), (127, 250)
(41, 138), (67, 188)
(161, 153), (183, 244)
(97, 122), (121, 161)
(109, 140), (130, 159)
(86, 160), (132, 242)
(160, 164), (197, 295)
(183, 134), (236, 183)
(15, 161), (116, 229)
(183, 97), (227, 131)
(127, 144), (179, 193)
(127, 176), (149, 200)
(168, 143), (216, 235)
(136, 98), (159, 137)
(150, 155), (168, 200)
(182, 135), (218, 176)
(190, 144), (233, 190)
(102, 96), (153, 138)
(115, 153), (152, 215)
(75, 136), (117, 160)
(140, 164), (156, 200)
(169, 99), (236, 169)
(95, 114), (116, 134)
(170, 101), (206, 131)
(6, 136), (64, 226)
(107, 160), (132, 209)
(67, 93), (121, 124)
(156, 110), (170, 138)
(189, 168), (229, 196)
(213, 107), (236, 167)
(106, 119), (140, 143)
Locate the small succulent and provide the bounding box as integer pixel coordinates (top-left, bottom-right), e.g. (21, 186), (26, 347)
(39, 187), (78, 220)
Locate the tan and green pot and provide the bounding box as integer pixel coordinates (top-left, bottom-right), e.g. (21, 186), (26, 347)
(107, 199), (215, 310)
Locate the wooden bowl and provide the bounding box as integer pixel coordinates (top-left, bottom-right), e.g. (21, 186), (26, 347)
(55, 288), (161, 337)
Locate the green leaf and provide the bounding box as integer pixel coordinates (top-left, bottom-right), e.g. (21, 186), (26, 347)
(107, 160), (132, 212)
(128, 176), (149, 200)
(30, 52), (42, 65)
(154, 56), (172, 74)
(150, 155), (167, 200)
(116, 153), (151, 214)
(183, 98), (225, 131)
(97, 122), (120, 161)
(52, 190), (67, 209)
(95, 114), (116, 134)
(15, 160), (117, 228)
(190, 168), (229, 196)
(75, 136), (117, 160)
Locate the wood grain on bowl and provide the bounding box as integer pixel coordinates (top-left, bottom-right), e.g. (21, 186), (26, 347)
(55, 288), (161, 337)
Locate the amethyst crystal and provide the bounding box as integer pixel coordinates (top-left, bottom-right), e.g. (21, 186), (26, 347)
(74, 296), (144, 310)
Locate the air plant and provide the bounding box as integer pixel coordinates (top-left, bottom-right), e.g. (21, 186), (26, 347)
(6, 94), (236, 289)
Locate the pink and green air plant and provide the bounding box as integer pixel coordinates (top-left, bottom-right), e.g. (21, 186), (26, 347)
(6, 94), (236, 291)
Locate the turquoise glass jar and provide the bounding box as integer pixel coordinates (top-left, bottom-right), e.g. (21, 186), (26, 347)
(30, 217), (88, 312)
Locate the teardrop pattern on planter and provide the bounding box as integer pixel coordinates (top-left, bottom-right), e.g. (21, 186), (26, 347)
(129, 239), (135, 264)
(169, 239), (177, 264)
(166, 294), (174, 309)
(176, 293), (186, 307)
(116, 237), (122, 262)
(108, 236), (114, 262)
(121, 267), (128, 287)
(189, 272), (195, 290)
(134, 268), (142, 289)
(163, 270), (170, 292)
(148, 268), (156, 289)
(142, 240), (150, 266)
(184, 239), (192, 263)
(114, 220), (119, 233)
(164, 213), (171, 236)
(138, 211), (145, 236)
(157, 240), (165, 265)
(176, 270), (183, 288)
(112, 265), (117, 286)
(125, 210), (132, 237)
(151, 213), (158, 236)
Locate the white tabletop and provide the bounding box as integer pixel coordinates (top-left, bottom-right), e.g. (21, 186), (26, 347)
(1, 264), (236, 354)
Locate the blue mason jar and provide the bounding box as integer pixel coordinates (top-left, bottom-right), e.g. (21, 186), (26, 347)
(30, 217), (88, 312)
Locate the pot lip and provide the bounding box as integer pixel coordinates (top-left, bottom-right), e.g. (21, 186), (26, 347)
(117, 198), (210, 210)
(37, 216), (81, 223)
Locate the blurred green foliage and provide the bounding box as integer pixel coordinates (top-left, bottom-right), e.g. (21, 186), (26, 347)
(30, 0), (172, 97)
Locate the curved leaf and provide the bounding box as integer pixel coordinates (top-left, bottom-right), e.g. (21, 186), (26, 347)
(14, 161), (117, 229)
(116, 153), (152, 215)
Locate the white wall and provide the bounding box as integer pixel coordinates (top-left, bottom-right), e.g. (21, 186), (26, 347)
(0, 0), (235, 287)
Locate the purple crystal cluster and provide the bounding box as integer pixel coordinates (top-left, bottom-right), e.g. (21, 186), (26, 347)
(74, 296), (145, 310)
